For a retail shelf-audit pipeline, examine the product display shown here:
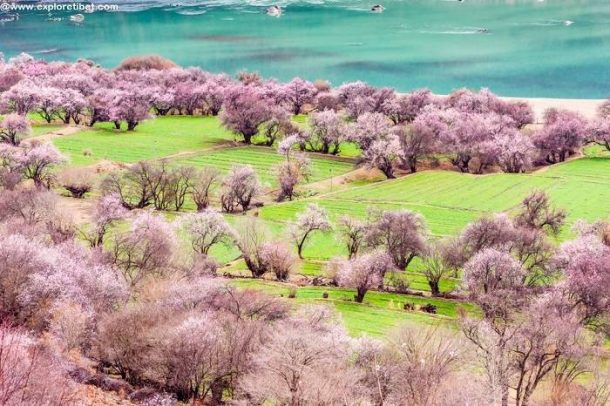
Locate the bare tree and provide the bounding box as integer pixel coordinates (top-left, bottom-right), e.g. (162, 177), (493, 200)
(191, 166), (221, 211)
(235, 218), (270, 278)
(59, 168), (94, 198)
(514, 190), (566, 235)
(338, 215), (367, 259)
(109, 212), (177, 287)
(421, 243), (451, 296)
(276, 154), (311, 202)
(220, 165), (261, 213)
(237, 314), (365, 405)
(386, 326), (462, 406)
(260, 242), (296, 281)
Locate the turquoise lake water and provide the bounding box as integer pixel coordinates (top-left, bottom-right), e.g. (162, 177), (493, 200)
(1, 0), (610, 98)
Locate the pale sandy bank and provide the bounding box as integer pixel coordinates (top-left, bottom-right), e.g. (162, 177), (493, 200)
(502, 96), (605, 123)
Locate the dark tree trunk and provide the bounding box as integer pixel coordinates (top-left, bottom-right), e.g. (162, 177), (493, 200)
(244, 256), (266, 278)
(429, 280), (440, 296)
(381, 165), (395, 179)
(407, 156), (418, 173)
(355, 288), (367, 303)
(210, 380), (224, 405)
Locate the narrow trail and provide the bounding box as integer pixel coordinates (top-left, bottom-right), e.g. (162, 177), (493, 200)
(58, 195), (95, 225)
(28, 125), (83, 143)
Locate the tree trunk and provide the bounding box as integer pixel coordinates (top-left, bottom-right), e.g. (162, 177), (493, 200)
(501, 384), (509, 406)
(409, 157), (417, 173)
(210, 380), (224, 405)
(429, 280), (440, 296)
(381, 165), (395, 179)
(355, 288), (367, 303)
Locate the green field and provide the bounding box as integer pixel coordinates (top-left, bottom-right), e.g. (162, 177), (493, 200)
(228, 279), (473, 336)
(30, 123), (66, 137)
(260, 160), (610, 242)
(173, 146), (354, 187)
(45, 114), (610, 337)
(52, 116), (235, 165)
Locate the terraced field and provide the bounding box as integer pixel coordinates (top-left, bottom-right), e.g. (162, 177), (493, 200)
(52, 116), (235, 165)
(173, 146), (354, 187)
(229, 279), (474, 336)
(260, 158), (610, 243)
(44, 114), (610, 338)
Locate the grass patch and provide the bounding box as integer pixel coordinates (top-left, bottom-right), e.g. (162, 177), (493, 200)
(228, 279), (473, 336)
(173, 146), (354, 187)
(30, 124), (66, 137)
(53, 116), (235, 166)
(260, 160), (610, 241)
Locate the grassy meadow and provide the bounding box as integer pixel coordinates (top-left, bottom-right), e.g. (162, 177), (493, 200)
(52, 116), (235, 166)
(173, 146), (354, 187)
(44, 115), (610, 337)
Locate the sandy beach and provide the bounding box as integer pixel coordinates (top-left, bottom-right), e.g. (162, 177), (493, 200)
(503, 96), (605, 123)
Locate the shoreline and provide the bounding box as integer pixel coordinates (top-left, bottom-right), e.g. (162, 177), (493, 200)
(434, 93), (605, 123)
(501, 96), (604, 123)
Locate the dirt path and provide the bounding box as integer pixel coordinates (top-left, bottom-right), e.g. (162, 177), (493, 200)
(28, 125), (84, 143)
(58, 195), (95, 225)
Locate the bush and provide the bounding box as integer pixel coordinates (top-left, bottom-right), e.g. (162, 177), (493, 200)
(0, 325), (78, 404)
(188, 253), (219, 278)
(386, 273), (410, 293)
(420, 303), (437, 314)
(260, 241), (296, 281)
(117, 55), (178, 71)
(102, 161), (193, 211)
(60, 168), (94, 198)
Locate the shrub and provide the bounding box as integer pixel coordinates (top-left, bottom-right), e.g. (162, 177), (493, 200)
(336, 251), (395, 303)
(191, 166), (220, 211)
(220, 165), (261, 213)
(117, 55), (178, 71)
(260, 241), (296, 281)
(420, 303), (437, 314)
(60, 168), (94, 198)
(0, 325), (79, 404)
